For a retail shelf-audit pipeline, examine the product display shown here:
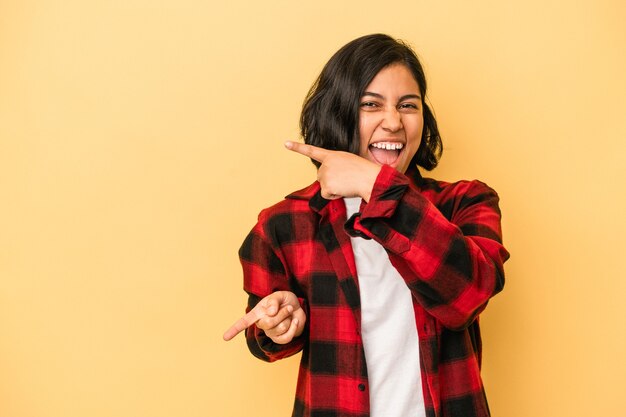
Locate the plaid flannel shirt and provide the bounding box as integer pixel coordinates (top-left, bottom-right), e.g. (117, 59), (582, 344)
(240, 165), (509, 417)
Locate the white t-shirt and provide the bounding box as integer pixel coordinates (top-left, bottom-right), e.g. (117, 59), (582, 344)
(344, 197), (426, 417)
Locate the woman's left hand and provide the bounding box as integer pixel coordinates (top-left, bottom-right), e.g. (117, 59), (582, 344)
(285, 141), (381, 202)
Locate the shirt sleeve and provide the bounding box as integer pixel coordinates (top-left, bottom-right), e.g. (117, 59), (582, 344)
(349, 165), (510, 330)
(239, 217), (307, 362)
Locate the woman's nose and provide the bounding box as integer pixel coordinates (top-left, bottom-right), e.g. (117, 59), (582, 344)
(381, 108), (402, 132)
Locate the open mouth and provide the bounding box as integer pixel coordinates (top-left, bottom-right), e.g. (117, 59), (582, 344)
(369, 141), (404, 165)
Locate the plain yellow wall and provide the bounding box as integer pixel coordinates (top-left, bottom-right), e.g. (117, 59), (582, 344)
(1, 1), (625, 416)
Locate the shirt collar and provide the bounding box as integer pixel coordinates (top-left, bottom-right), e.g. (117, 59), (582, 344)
(284, 181), (327, 213)
(284, 164), (424, 212)
(405, 164), (423, 186)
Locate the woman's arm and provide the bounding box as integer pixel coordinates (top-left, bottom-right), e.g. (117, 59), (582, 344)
(351, 165), (509, 330)
(283, 142), (508, 330)
(236, 223), (308, 362)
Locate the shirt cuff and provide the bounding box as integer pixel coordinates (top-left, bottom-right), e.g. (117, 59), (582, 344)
(344, 165), (412, 254)
(360, 165), (410, 220)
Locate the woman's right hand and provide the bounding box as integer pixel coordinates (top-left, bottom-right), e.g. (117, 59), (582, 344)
(223, 291), (306, 344)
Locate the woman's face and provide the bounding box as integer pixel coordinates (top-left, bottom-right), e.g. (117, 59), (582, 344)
(358, 63), (424, 174)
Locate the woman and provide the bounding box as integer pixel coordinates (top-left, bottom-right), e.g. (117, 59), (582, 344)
(224, 33), (509, 417)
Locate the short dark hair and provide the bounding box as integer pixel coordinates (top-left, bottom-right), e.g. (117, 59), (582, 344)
(300, 33), (442, 170)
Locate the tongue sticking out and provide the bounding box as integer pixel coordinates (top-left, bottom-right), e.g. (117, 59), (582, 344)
(370, 146), (400, 165)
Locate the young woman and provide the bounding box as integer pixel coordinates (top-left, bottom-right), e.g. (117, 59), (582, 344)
(224, 33), (509, 417)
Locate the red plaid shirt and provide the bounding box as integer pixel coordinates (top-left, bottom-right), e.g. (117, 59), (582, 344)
(240, 165), (509, 417)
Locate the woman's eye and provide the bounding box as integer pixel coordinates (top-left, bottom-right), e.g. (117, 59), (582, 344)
(360, 101), (378, 108)
(399, 103), (418, 110)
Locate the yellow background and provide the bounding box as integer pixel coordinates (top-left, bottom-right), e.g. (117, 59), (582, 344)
(1, 1), (625, 416)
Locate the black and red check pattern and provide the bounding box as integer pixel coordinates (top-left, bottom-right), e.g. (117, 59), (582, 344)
(240, 165), (509, 417)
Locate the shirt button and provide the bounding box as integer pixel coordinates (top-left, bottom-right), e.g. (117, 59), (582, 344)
(358, 383), (366, 392)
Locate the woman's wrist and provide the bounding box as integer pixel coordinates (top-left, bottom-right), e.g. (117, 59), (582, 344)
(360, 163), (381, 202)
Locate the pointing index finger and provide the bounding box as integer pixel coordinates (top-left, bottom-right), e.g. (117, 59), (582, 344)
(285, 141), (330, 163)
(222, 304), (265, 341)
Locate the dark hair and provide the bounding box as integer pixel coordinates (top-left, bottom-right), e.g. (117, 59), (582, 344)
(300, 33), (442, 170)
